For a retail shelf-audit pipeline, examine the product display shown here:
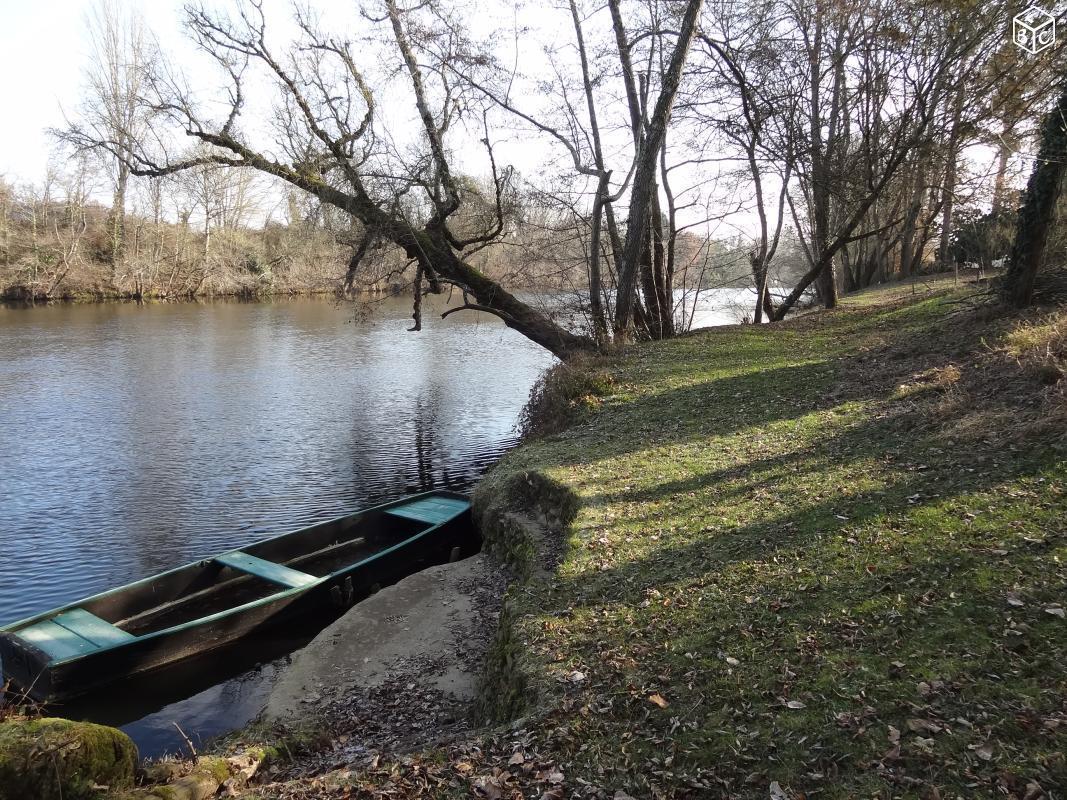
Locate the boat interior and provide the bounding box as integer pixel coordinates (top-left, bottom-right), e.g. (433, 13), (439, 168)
(15, 495), (470, 646)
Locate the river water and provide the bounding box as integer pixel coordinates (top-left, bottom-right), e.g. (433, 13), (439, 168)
(0, 290), (747, 756)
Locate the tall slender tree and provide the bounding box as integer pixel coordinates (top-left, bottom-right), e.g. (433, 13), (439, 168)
(612, 0), (704, 339)
(1004, 69), (1067, 308)
(74, 0), (152, 278)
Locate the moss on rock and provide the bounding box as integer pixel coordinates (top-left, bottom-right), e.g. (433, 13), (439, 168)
(476, 596), (532, 723)
(472, 469), (581, 722)
(473, 469), (579, 578)
(0, 716), (137, 800)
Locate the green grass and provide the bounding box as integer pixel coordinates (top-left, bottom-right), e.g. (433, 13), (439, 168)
(239, 285), (1065, 799)
(473, 288), (1067, 798)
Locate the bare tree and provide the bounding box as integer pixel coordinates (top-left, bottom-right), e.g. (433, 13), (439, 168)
(60, 0), (152, 279)
(611, 0), (704, 339)
(46, 159), (96, 298)
(64, 0), (589, 358)
(763, 0), (1004, 319)
(691, 1), (797, 322)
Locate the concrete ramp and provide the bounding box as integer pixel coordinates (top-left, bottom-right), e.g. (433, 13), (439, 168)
(264, 554), (498, 725)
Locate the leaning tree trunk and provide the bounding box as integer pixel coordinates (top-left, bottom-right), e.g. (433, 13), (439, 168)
(1004, 73), (1067, 308)
(420, 225), (591, 358)
(612, 0), (703, 339)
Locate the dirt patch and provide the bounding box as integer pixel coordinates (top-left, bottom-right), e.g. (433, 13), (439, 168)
(829, 300), (1067, 445)
(258, 554), (506, 781)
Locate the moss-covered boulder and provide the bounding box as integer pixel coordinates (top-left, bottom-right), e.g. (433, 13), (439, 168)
(0, 717), (138, 799)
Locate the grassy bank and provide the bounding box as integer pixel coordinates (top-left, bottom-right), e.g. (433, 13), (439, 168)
(470, 285), (1067, 798)
(201, 283), (1066, 799)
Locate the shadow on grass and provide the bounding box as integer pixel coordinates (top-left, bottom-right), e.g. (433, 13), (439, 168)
(530, 296), (1045, 498)
(551, 428), (1052, 608)
(501, 297), (1067, 794)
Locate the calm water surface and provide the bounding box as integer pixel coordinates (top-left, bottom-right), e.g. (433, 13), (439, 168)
(0, 290), (745, 755)
(0, 296), (556, 621)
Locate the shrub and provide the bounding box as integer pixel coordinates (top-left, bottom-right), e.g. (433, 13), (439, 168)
(518, 357), (614, 439)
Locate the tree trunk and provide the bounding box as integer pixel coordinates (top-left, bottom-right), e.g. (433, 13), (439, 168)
(991, 133), (1014, 217)
(203, 216), (211, 271)
(752, 253), (771, 323)
(612, 0), (703, 338)
(806, 13), (839, 310)
(651, 195), (672, 337)
(638, 213), (662, 339)
(815, 253), (837, 306)
(1004, 73), (1067, 308)
(422, 224), (590, 358)
(588, 181), (610, 344)
(108, 165), (128, 281)
(898, 179), (926, 278)
(637, 191), (672, 340)
(840, 246), (857, 293)
(937, 86), (967, 268)
(569, 0), (611, 344)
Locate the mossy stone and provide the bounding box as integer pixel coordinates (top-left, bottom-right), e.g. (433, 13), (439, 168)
(0, 716), (138, 799)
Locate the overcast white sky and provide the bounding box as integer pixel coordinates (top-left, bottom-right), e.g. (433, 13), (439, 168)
(0, 0), (582, 209)
(0, 0), (193, 185)
(0, 0), (1014, 241)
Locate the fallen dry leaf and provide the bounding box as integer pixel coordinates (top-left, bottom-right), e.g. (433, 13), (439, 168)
(472, 775), (504, 800)
(907, 718), (942, 735)
(1024, 780), (1045, 800)
(648, 693), (669, 708)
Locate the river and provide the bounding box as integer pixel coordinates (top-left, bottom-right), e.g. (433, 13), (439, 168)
(0, 289), (748, 756)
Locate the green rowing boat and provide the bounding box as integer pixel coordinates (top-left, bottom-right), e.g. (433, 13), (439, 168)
(0, 491), (474, 703)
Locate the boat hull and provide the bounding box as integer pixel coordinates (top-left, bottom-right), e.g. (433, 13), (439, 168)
(1, 492), (477, 703)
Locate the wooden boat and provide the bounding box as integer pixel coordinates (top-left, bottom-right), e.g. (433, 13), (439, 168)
(0, 491), (475, 704)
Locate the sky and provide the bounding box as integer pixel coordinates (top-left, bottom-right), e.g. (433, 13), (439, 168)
(0, 0), (580, 215)
(0, 0), (1015, 240)
(0, 0), (193, 186)
(0, 0), (92, 183)
(0, 0), (551, 182)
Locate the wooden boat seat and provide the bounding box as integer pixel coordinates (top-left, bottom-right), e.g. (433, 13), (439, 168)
(15, 608), (136, 663)
(214, 551), (318, 589)
(385, 495), (468, 525)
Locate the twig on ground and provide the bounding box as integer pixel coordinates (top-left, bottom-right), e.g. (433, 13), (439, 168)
(172, 721), (199, 763)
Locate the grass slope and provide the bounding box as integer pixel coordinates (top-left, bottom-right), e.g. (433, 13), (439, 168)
(243, 285), (1066, 799)
(473, 286), (1067, 799)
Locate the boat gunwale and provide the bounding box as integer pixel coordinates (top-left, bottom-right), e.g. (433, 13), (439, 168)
(0, 490), (471, 668)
